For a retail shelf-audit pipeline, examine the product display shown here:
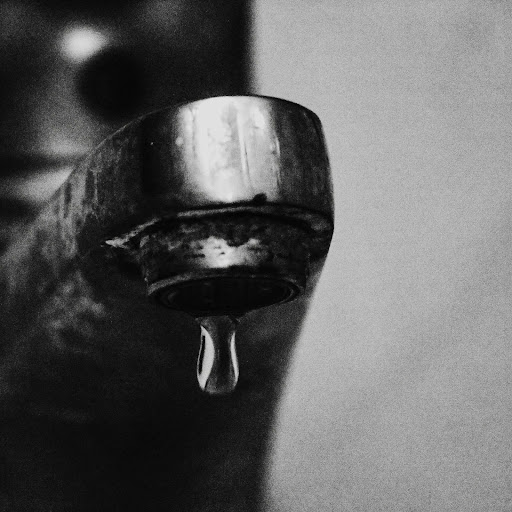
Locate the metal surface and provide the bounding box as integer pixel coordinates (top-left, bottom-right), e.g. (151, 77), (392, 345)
(1, 97), (333, 314)
(101, 96), (334, 317)
(140, 215), (309, 316)
(141, 96), (333, 229)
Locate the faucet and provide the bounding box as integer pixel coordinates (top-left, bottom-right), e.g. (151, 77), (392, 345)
(0, 3), (333, 511)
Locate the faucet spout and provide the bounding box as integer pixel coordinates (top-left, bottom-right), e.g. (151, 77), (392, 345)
(1, 96), (333, 393)
(0, 95), (333, 509)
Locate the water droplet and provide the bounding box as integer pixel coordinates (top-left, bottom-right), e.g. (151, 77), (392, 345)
(196, 315), (239, 395)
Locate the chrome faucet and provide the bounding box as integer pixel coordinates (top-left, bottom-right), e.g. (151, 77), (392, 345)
(0, 2), (333, 510)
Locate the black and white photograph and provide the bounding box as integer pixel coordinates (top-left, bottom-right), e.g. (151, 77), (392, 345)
(0, 1), (511, 510)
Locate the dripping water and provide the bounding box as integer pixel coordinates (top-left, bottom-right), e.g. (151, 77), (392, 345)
(196, 315), (239, 395)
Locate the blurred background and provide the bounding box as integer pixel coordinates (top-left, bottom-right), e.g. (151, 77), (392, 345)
(1, 1), (512, 510)
(255, 1), (512, 511)
(0, 0), (248, 250)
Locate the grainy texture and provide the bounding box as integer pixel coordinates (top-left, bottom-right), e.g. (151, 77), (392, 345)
(258, 1), (512, 511)
(0, 0), (250, 251)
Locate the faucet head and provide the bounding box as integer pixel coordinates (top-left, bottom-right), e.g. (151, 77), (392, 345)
(56, 94), (333, 394)
(140, 213), (310, 317)
(124, 95), (334, 318)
